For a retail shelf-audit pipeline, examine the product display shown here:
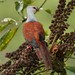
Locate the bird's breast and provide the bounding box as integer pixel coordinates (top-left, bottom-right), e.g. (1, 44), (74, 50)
(23, 22), (45, 42)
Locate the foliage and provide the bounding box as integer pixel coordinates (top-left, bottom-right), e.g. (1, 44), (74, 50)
(0, 18), (18, 51)
(15, 0), (34, 19)
(0, 28), (18, 51)
(0, 23), (9, 32)
(45, 9), (52, 15)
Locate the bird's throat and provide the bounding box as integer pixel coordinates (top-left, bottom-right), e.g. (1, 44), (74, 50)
(26, 10), (37, 22)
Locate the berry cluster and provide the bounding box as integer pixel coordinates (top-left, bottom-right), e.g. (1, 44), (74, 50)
(50, 32), (75, 74)
(0, 43), (40, 75)
(59, 32), (75, 56)
(0, 61), (11, 72)
(48, 1), (75, 74)
(49, 0), (75, 44)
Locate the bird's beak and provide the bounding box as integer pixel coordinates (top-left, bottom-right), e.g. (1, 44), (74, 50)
(35, 7), (39, 11)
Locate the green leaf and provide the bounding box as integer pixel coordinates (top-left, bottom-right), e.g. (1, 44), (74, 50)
(0, 23), (9, 32)
(66, 66), (75, 73)
(15, 0), (23, 13)
(0, 18), (18, 32)
(0, 30), (9, 45)
(15, 0), (33, 12)
(15, 0), (34, 19)
(45, 30), (49, 36)
(0, 28), (18, 51)
(45, 9), (52, 15)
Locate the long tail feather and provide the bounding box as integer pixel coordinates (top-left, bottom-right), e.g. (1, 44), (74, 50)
(35, 42), (52, 70)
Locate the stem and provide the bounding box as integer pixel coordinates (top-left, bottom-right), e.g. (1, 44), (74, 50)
(38, 0), (47, 10)
(50, 34), (58, 51)
(35, 0), (47, 14)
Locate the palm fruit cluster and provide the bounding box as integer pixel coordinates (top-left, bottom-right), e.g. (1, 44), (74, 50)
(59, 32), (75, 56)
(49, 0), (75, 44)
(0, 43), (40, 75)
(51, 31), (75, 74)
(48, 0), (75, 74)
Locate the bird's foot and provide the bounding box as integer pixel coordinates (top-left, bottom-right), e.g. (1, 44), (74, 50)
(26, 45), (33, 49)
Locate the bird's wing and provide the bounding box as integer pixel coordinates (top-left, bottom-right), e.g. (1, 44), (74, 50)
(23, 22), (45, 42)
(33, 22), (45, 42)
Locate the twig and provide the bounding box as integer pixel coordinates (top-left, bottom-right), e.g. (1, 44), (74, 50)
(38, 0), (47, 10)
(50, 34), (58, 51)
(35, 0), (47, 13)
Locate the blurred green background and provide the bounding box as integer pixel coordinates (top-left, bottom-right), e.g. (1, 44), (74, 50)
(0, 0), (75, 75)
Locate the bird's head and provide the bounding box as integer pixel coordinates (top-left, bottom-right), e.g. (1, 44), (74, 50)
(27, 6), (39, 13)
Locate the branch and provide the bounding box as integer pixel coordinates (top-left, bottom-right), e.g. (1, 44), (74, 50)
(38, 0), (47, 10)
(50, 34), (58, 51)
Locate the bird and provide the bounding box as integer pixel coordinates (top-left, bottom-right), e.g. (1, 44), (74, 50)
(23, 6), (52, 69)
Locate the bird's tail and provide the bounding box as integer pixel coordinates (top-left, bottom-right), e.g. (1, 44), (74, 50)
(35, 42), (52, 70)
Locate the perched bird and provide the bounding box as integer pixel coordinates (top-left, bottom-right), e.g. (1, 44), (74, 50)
(23, 6), (52, 69)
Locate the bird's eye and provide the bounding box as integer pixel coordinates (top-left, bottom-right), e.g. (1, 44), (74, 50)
(33, 6), (39, 11)
(33, 7), (36, 9)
